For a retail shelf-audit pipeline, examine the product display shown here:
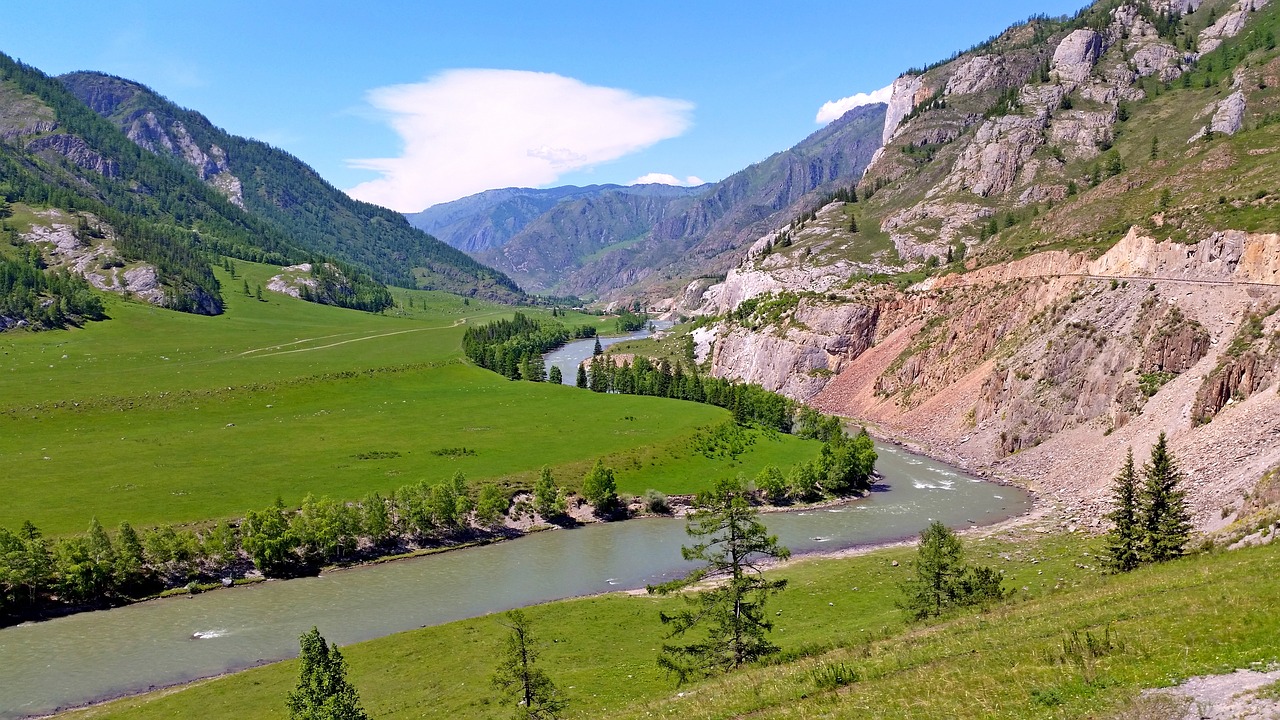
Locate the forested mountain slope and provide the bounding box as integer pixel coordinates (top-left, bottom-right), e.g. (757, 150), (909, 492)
(408, 103), (885, 300)
(58, 72), (523, 302)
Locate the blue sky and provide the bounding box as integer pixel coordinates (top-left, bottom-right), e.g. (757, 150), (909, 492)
(2, 1), (1084, 211)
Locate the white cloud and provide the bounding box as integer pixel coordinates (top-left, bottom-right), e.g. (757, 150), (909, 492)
(629, 173), (705, 186)
(345, 69), (694, 212)
(814, 84), (894, 125)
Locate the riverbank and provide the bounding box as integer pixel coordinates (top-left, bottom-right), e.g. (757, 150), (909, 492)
(1, 439), (1028, 719)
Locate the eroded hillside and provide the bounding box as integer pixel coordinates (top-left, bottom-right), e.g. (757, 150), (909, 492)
(673, 0), (1280, 530)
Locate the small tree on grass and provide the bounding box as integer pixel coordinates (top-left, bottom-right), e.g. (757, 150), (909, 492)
(492, 610), (567, 719)
(286, 627), (368, 720)
(533, 467), (567, 519)
(581, 460), (620, 518)
(1103, 449), (1142, 573)
(547, 365), (563, 384)
(899, 521), (1004, 620)
(575, 363), (587, 389)
(648, 476), (790, 684)
(1138, 432), (1191, 563)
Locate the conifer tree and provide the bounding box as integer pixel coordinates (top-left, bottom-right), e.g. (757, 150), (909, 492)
(592, 336), (603, 356)
(649, 476), (790, 684)
(1103, 449), (1142, 573)
(286, 627), (369, 720)
(1138, 432), (1192, 563)
(492, 610), (567, 719)
(575, 363), (588, 389)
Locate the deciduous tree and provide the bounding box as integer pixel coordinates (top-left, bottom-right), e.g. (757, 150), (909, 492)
(286, 627), (369, 720)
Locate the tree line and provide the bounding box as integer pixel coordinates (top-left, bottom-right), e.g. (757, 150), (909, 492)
(0, 470), (543, 624)
(462, 312), (597, 381)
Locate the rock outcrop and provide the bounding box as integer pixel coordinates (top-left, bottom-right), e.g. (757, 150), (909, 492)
(25, 133), (119, 177)
(1199, 0), (1271, 54)
(1052, 29), (1110, 84)
(882, 74), (924, 145)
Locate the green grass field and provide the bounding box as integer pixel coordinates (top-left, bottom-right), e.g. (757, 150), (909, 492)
(0, 261), (820, 534)
(57, 531), (1280, 720)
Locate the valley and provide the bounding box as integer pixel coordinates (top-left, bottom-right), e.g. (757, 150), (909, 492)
(4, 0), (1280, 718)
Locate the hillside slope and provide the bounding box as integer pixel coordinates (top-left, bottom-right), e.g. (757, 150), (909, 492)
(57, 72), (523, 302)
(406, 183), (706, 255)
(409, 103), (885, 300)
(678, 0), (1280, 530)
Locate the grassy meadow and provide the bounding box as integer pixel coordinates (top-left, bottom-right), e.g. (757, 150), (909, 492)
(54, 530), (1280, 720)
(0, 262), (820, 534)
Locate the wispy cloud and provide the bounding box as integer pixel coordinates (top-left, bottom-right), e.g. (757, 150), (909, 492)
(815, 84), (893, 124)
(630, 172), (705, 186)
(346, 69), (694, 212)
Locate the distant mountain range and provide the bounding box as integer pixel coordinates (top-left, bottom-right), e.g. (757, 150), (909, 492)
(406, 103), (887, 300)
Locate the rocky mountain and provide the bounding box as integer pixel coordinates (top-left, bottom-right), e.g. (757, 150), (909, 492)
(673, 0), (1280, 532)
(57, 71), (523, 302)
(409, 102), (886, 300)
(406, 183), (706, 254)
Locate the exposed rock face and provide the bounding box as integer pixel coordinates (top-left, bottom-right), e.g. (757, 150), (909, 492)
(882, 75), (923, 145)
(709, 298), (882, 401)
(267, 263), (321, 297)
(882, 201), (992, 261)
(1049, 109), (1117, 159)
(123, 111), (245, 208)
(1199, 0), (1271, 54)
(20, 211), (174, 308)
(1052, 29), (1110, 84)
(25, 133), (119, 177)
(945, 55), (1013, 96)
(945, 113), (1047, 196)
(1211, 91), (1248, 136)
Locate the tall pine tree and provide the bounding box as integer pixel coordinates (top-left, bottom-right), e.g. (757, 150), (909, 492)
(648, 476), (790, 684)
(1103, 449), (1142, 573)
(1138, 432), (1192, 563)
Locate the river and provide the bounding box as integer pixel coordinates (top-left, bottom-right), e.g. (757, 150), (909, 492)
(0, 439), (1027, 718)
(543, 319), (673, 385)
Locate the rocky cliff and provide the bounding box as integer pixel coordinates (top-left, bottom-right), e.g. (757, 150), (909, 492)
(674, 0), (1280, 531)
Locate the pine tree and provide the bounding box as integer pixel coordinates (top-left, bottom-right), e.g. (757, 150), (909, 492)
(286, 627), (369, 720)
(547, 365), (563, 384)
(1138, 432), (1192, 563)
(592, 336), (603, 356)
(898, 521), (1004, 619)
(1103, 449), (1142, 573)
(492, 610), (567, 719)
(575, 363), (588, 389)
(648, 476), (790, 684)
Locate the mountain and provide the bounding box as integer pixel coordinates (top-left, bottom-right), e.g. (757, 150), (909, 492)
(406, 183), (706, 254)
(679, 0), (1280, 531)
(57, 71), (523, 302)
(408, 102), (886, 299)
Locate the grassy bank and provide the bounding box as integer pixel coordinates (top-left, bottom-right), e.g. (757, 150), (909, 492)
(0, 262), (818, 533)
(54, 529), (1280, 719)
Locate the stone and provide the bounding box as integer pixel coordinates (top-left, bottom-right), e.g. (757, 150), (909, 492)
(1052, 29), (1109, 84)
(882, 74), (923, 145)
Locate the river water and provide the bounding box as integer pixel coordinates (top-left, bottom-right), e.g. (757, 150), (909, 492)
(0, 439), (1027, 718)
(543, 320), (673, 385)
